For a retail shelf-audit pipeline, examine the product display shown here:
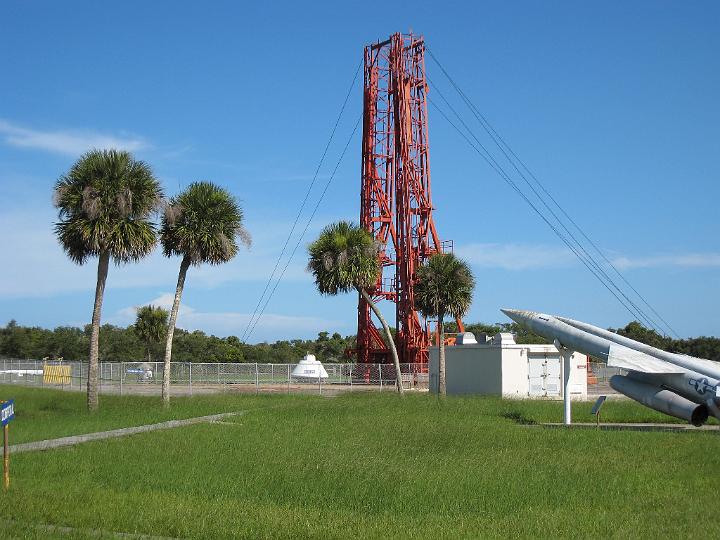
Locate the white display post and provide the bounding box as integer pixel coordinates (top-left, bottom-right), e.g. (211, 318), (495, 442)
(554, 339), (574, 425)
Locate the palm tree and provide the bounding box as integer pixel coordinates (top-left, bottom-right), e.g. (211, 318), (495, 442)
(134, 305), (168, 362)
(307, 221), (404, 394)
(54, 149), (162, 411)
(160, 181), (250, 405)
(415, 253), (475, 396)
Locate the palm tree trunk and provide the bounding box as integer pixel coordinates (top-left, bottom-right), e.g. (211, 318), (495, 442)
(438, 313), (447, 396)
(163, 256), (190, 406)
(358, 287), (404, 394)
(87, 251), (110, 411)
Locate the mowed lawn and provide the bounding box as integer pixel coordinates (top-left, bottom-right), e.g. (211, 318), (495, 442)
(1, 385), (718, 538)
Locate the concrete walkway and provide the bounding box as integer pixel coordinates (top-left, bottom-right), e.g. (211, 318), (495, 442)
(541, 422), (720, 432)
(4, 411), (244, 455)
(2, 518), (181, 540)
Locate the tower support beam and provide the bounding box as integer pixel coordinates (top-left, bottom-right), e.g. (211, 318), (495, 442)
(357, 33), (442, 365)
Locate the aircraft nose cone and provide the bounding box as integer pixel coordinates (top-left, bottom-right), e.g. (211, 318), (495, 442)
(501, 308), (528, 324)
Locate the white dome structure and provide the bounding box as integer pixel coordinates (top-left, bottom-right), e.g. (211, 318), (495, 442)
(291, 354), (329, 379)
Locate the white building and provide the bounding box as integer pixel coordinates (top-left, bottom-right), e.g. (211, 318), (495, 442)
(429, 333), (587, 399)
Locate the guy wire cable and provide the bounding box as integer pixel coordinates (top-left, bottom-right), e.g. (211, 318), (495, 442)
(245, 115), (362, 341)
(426, 48), (674, 336)
(241, 60), (362, 342)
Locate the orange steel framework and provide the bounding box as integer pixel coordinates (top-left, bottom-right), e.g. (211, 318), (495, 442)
(356, 32), (446, 365)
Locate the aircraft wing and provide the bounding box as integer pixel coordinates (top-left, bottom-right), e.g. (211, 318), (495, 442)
(607, 344), (684, 374)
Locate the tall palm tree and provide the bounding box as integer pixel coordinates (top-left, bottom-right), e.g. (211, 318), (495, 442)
(54, 149), (162, 410)
(160, 181), (250, 405)
(134, 305), (168, 362)
(307, 221), (404, 394)
(415, 253), (475, 396)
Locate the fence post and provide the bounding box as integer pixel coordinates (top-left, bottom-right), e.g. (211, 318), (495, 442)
(379, 364), (383, 391)
(287, 363), (290, 394)
(349, 364), (353, 390)
(189, 363), (193, 396)
(318, 368), (322, 396)
(255, 363), (259, 395)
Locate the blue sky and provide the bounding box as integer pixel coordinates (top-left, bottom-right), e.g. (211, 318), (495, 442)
(0, 1), (718, 342)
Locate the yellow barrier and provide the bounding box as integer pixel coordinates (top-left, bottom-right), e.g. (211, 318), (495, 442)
(43, 363), (71, 385)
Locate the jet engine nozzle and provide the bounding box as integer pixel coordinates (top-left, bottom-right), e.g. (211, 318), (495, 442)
(610, 375), (710, 427)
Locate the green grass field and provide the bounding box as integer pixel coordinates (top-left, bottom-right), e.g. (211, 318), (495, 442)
(1, 385), (718, 538)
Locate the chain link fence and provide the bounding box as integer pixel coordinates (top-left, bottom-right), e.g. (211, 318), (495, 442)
(0, 358), (623, 397)
(587, 361), (624, 396)
(0, 359), (429, 396)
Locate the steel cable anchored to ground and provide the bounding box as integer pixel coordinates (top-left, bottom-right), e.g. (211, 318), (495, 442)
(240, 61), (362, 343)
(426, 47), (677, 338)
(244, 115), (362, 342)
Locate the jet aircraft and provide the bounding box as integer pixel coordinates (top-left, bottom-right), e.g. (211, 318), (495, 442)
(502, 309), (720, 426)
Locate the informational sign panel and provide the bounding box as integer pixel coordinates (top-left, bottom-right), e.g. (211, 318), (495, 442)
(591, 395), (607, 415)
(1, 400), (14, 426)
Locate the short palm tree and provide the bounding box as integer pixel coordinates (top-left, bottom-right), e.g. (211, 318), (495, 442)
(160, 181), (250, 404)
(307, 221), (404, 394)
(134, 305), (168, 362)
(415, 253), (475, 396)
(54, 149), (162, 411)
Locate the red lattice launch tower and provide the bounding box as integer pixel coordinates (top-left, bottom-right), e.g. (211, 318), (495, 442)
(357, 32), (446, 365)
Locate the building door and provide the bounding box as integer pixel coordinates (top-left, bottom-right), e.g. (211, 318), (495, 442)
(544, 355), (561, 396)
(528, 353), (562, 397)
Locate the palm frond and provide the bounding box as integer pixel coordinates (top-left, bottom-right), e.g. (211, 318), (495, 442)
(160, 181), (247, 266)
(307, 221), (379, 296)
(134, 304), (169, 343)
(415, 253), (475, 320)
(53, 149), (163, 265)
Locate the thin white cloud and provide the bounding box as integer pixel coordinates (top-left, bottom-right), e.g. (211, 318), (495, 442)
(456, 242), (720, 272)
(611, 253), (720, 270)
(110, 293), (339, 339)
(0, 119), (147, 155)
(455, 243), (574, 270)
(0, 210), (311, 299)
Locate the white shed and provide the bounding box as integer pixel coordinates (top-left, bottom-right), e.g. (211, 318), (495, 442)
(429, 334), (587, 399)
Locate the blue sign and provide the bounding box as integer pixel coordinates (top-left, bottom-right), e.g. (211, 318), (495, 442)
(1, 400), (14, 426)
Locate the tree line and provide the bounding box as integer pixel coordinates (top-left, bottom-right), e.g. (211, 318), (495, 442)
(0, 319), (355, 364)
(445, 320), (720, 361)
(5, 318), (714, 366)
